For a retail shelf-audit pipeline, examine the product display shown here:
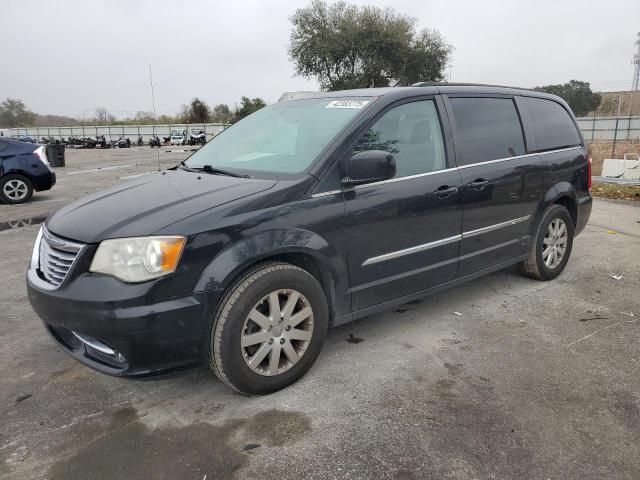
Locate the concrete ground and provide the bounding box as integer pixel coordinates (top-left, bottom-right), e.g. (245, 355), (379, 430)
(1, 148), (639, 479)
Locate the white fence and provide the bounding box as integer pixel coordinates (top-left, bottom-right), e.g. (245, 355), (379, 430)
(576, 116), (640, 141)
(0, 123), (229, 142)
(3, 116), (639, 144)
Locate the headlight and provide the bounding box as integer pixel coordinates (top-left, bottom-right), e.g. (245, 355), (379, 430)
(89, 236), (186, 282)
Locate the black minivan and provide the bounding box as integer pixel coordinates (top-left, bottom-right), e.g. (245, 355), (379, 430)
(27, 84), (592, 394)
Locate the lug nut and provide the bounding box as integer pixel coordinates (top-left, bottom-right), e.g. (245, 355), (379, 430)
(269, 339), (274, 344)
(285, 325), (291, 331)
(280, 338), (285, 344)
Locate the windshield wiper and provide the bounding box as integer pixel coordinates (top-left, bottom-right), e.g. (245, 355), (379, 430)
(179, 162), (251, 178)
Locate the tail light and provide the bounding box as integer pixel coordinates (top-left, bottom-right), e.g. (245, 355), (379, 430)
(34, 145), (51, 167)
(587, 154), (592, 191)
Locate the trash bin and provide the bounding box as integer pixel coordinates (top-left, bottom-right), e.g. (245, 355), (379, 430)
(47, 144), (65, 168)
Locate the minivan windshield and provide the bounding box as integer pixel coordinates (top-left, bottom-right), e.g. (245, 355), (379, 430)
(184, 97), (373, 176)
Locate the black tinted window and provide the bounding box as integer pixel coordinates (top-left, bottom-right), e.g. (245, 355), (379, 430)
(354, 100), (446, 178)
(449, 97), (525, 165)
(519, 97), (581, 151)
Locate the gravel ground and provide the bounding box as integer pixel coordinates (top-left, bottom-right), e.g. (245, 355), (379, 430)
(0, 148), (638, 479)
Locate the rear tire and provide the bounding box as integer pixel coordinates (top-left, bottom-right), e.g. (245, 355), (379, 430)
(209, 262), (329, 395)
(520, 204), (574, 281)
(0, 174), (33, 204)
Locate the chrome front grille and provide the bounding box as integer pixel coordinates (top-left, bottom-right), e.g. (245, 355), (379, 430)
(37, 228), (84, 288)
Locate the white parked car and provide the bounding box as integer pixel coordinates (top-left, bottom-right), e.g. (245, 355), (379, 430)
(170, 128), (188, 145)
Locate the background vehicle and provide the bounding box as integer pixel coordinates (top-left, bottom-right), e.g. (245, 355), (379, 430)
(0, 137), (55, 204)
(170, 128), (188, 145)
(27, 85), (591, 394)
(189, 129), (206, 145)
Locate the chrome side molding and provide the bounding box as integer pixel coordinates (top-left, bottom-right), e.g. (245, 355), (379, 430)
(361, 215), (531, 266)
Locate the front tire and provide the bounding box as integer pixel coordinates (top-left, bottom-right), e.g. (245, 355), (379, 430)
(0, 174), (34, 204)
(520, 204), (574, 281)
(209, 262), (329, 395)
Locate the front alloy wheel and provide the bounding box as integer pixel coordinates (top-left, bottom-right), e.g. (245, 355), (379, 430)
(241, 289), (314, 376)
(209, 262), (328, 395)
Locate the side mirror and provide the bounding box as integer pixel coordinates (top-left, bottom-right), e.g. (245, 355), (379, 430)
(342, 150), (396, 186)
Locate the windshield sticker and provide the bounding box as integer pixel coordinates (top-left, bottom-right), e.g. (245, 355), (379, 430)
(326, 100), (370, 109)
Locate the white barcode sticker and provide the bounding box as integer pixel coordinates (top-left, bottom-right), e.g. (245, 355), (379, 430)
(326, 100), (370, 109)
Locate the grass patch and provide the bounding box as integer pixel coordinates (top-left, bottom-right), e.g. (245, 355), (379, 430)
(592, 182), (640, 201)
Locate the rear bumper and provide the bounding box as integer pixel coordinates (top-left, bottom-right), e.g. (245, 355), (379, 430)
(33, 170), (55, 192)
(27, 268), (210, 376)
(575, 194), (592, 236)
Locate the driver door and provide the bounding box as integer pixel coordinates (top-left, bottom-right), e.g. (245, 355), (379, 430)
(343, 98), (463, 312)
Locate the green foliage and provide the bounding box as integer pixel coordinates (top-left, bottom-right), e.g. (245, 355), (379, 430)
(534, 80), (601, 116)
(234, 97), (266, 121)
(211, 103), (233, 123)
(180, 97), (211, 123)
(0, 98), (36, 127)
(288, 0), (452, 90)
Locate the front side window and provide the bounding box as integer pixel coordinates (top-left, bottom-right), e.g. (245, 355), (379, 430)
(353, 100), (446, 178)
(518, 97), (582, 151)
(186, 97), (372, 177)
(449, 97), (525, 165)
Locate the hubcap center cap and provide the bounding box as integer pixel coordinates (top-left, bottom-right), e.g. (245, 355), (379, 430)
(272, 325), (284, 337)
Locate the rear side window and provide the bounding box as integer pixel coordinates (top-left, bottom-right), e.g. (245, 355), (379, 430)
(449, 97), (525, 165)
(518, 97), (581, 151)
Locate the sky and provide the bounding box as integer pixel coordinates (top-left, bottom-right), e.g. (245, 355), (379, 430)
(2, 0), (639, 119)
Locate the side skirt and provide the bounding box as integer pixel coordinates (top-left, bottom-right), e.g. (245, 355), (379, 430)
(333, 254), (528, 326)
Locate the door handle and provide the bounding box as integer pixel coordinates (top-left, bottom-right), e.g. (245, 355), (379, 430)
(467, 178), (489, 190)
(434, 185), (459, 199)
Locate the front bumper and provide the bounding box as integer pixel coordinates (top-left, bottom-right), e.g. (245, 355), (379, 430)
(27, 268), (209, 376)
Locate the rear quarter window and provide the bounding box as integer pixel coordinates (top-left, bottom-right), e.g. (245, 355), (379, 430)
(518, 97), (582, 152)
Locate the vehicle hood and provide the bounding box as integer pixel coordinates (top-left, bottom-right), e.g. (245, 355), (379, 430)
(46, 169), (276, 243)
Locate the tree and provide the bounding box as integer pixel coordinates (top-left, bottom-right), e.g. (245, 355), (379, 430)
(211, 103), (233, 123)
(180, 97), (210, 123)
(288, 0), (452, 91)
(0, 98), (36, 127)
(234, 97), (266, 121)
(534, 80), (601, 116)
(93, 107), (115, 125)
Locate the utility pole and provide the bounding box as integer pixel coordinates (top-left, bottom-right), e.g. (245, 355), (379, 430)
(633, 31), (640, 91)
(149, 65), (161, 171)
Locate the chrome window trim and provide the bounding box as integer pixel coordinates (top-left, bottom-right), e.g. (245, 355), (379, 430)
(310, 146), (582, 196)
(361, 215), (531, 266)
(311, 189), (342, 198)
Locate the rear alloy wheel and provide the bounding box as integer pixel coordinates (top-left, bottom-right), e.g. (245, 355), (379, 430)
(209, 262), (328, 395)
(0, 174), (33, 204)
(542, 218), (569, 269)
(520, 204), (574, 280)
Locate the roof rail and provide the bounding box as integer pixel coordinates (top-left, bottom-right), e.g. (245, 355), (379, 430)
(412, 81), (535, 92)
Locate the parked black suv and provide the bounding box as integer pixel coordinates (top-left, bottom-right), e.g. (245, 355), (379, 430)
(27, 84), (592, 394)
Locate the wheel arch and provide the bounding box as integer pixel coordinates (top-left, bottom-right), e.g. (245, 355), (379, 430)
(195, 229), (347, 327)
(533, 182), (578, 232)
